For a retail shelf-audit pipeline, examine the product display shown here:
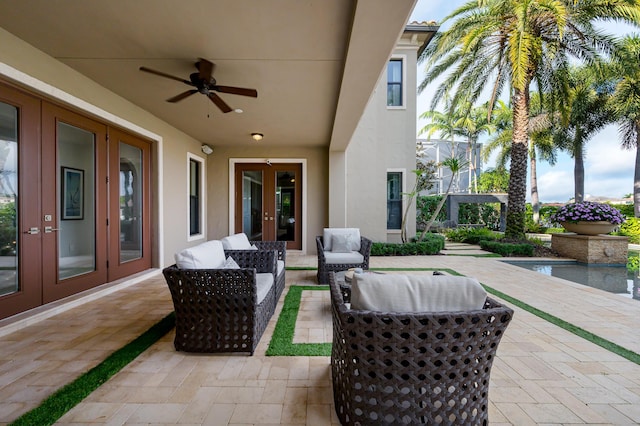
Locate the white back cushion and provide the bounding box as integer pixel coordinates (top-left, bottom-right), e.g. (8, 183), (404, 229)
(175, 240), (226, 269)
(351, 273), (487, 313)
(221, 233), (252, 250)
(323, 228), (361, 251)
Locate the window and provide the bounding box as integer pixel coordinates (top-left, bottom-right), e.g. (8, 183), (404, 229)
(387, 172), (402, 229)
(188, 155), (205, 238)
(387, 59), (403, 107)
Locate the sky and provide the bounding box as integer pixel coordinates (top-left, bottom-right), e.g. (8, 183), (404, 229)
(409, 0), (636, 203)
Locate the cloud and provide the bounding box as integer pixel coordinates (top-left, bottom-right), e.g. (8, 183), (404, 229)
(584, 126), (635, 178)
(536, 169), (574, 202)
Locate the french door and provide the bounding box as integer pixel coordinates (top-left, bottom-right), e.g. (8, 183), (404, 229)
(234, 163), (302, 249)
(0, 82), (152, 320)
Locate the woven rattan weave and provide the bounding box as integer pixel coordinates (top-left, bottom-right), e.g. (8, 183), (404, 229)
(329, 272), (513, 425)
(162, 249), (278, 355)
(316, 236), (372, 284)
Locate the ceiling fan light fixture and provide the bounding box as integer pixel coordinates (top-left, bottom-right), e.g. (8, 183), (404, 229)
(251, 133), (264, 141)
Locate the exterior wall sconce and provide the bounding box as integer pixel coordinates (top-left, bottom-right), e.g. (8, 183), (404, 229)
(201, 144), (214, 155)
(251, 133), (264, 141)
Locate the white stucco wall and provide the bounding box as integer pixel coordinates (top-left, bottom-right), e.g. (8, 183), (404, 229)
(345, 43), (421, 243)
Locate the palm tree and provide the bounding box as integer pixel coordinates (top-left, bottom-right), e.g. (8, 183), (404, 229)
(482, 96), (557, 224)
(454, 102), (495, 193)
(419, 0), (640, 238)
(607, 35), (640, 217)
(550, 66), (614, 203)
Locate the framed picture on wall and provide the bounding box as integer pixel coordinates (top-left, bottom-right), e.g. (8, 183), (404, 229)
(61, 167), (84, 220)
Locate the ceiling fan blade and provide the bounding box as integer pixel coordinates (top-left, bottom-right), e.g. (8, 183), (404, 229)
(208, 92), (233, 113)
(167, 90), (198, 103)
(197, 58), (215, 81)
(215, 85), (258, 97)
(139, 66), (193, 85)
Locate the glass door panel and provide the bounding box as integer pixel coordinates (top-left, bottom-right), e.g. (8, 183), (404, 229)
(57, 122), (96, 280)
(242, 170), (263, 240)
(0, 102), (18, 296)
(276, 170), (297, 242)
(119, 142), (142, 262)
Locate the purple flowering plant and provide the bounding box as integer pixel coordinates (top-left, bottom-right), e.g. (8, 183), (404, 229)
(550, 201), (625, 225)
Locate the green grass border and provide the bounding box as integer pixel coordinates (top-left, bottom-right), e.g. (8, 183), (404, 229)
(481, 283), (640, 366)
(9, 312), (176, 426)
(266, 285), (332, 356)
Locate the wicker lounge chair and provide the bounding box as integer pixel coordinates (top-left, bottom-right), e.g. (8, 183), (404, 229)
(163, 248), (277, 355)
(329, 271), (514, 425)
(316, 228), (372, 284)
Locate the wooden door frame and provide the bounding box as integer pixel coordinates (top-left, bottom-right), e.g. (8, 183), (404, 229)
(0, 83), (42, 319)
(229, 158), (307, 253)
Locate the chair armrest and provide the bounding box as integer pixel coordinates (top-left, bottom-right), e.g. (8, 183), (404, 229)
(316, 236), (326, 259)
(251, 240), (286, 262)
(224, 249), (277, 274)
(359, 237), (372, 264)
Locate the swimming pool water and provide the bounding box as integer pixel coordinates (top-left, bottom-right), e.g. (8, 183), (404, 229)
(503, 261), (640, 301)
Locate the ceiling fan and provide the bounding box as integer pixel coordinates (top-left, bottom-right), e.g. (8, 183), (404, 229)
(139, 58), (257, 113)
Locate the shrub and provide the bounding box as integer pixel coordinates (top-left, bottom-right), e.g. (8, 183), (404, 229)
(628, 253), (640, 274)
(443, 227), (501, 244)
(617, 217), (640, 244)
(371, 234), (445, 256)
(549, 201), (625, 225)
(479, 240), (534, 257)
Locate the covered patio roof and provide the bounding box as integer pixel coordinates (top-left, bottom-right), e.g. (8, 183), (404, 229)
(0, 0), (418, 149)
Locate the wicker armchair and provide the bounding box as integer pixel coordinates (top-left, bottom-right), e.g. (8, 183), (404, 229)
(316, 234), (372, 284)
(162, 249), (277, 355)
(329, 272), (514, 425)
(222, 234), (286, 309)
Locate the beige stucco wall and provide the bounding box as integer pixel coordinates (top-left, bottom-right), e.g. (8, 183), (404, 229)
(205, 146), (328, 254)
(345, 44), (420, 243)
(0, 27), (205, 267)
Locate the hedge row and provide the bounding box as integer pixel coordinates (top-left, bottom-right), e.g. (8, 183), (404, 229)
(371, 234), (445, 256)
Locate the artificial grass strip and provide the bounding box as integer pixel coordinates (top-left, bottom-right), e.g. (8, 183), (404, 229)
(482, 284), (640, 366)
(266, 285), (331, 356)
(10, 312), (176, 426)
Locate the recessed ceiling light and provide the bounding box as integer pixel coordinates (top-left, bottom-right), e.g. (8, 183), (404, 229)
(234, 108), (243, 113)
(251, 133), (264, 141)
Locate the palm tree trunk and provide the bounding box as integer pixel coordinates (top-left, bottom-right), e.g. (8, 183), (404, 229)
(530, 151), (540, 224)
(635, 129), (640, 218)
(574, 145), (585, 203)
(506, 87), (530, 239)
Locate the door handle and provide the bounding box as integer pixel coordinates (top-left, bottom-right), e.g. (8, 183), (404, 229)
(25, 227), (40, 234)
(45, 226), (60, 233)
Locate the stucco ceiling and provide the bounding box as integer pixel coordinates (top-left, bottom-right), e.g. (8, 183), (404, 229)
(0, 0), (417, 149)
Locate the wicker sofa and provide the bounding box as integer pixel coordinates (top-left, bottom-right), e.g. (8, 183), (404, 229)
(162, 240), (278, 355)
(329, 271), (514, 425)
(316, 228), (372, 284)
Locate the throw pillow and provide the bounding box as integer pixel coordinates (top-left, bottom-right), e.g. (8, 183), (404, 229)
(351, 273), (487, 312)
(221, 233), (252, 249)
(223, 256), (240, 269)
(331, 234), (352, 253)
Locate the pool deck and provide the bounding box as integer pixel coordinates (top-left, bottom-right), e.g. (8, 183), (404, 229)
(1, 243), (640, 424)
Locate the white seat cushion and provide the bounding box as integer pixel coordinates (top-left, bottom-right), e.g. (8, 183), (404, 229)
(174, 240), (226, 269)
(323, 228), (361, 251)
(324, 251), (364, 265)
(256, 273), (274, 304)
(277, 260), (285, 276)
(221, 233), (253, 250)
(351, 273), (487, 313)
